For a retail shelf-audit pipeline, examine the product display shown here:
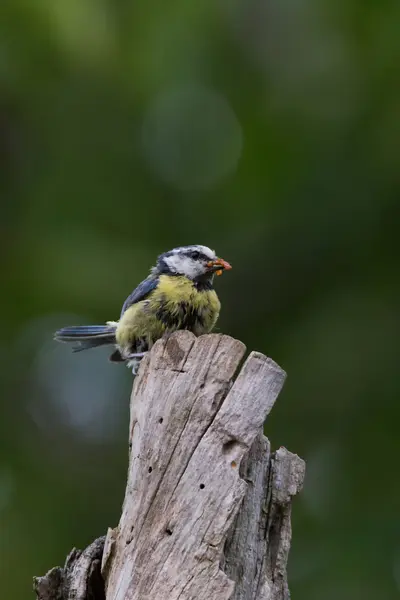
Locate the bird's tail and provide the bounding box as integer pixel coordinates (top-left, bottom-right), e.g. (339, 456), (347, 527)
(54, 323), (117, 353)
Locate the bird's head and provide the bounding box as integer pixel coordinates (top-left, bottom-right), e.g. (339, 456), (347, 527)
(154, 245), (232, 282)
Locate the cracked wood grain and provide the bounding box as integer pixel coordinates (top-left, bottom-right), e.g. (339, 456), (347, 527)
(223, 442), (305, 600)
(33, 536), (105, 600)
(34, 332), (305, 600)
(102, 331), (302, 600)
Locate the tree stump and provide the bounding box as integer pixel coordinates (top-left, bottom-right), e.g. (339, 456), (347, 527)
(34, 332), (305, 600)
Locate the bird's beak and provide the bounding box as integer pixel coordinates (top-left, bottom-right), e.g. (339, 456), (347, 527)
(206, 258), (232, 276)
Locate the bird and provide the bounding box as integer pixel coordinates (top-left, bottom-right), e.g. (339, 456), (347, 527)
(54, 245), (232, 373)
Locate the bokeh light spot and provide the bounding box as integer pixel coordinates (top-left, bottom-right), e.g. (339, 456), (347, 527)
(141, 84), (243, 191)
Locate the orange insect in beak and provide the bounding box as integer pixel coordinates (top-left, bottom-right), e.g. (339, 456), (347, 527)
(206, 258), (232, 276)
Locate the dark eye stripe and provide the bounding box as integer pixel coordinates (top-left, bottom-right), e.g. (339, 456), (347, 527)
(190, 250), (210, 261)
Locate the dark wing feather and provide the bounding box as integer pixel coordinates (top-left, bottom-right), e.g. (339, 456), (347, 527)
(120, 275), (159, 317)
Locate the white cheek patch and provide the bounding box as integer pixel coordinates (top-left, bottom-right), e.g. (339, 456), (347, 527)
(165, 255), (202, 278)
(190, 245), (216, 261)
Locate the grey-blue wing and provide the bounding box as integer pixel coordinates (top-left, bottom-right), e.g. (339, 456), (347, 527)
(120, 275), (159, 317)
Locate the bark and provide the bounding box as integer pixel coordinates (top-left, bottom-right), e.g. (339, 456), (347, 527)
(34, 332), (305, 600)
(34, 536), (105, 600)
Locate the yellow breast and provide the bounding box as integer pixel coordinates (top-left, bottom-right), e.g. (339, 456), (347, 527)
(116, 275), (221, 353)
(154, 275), (221, 334)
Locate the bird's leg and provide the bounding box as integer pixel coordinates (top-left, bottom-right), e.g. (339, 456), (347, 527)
(126, 352), (147, 359)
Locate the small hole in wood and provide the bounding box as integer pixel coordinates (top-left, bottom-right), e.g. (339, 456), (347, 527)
(222, 440), (237, 454)
(148, 466), (153, 473)
(200, 383), (205, 389)
(158, 417), (163, 424)
(166, 528), (173, 536)
(199, 483), (205, 490)
(231, 461), (237, 468)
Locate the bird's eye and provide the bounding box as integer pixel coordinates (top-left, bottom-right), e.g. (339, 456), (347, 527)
(191, 251), (200, 260)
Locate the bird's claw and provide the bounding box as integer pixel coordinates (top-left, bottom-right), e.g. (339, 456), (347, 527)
(126, 352), (148, 375)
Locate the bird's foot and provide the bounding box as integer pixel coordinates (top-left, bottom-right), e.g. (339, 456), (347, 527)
(126, 352), (148, 375)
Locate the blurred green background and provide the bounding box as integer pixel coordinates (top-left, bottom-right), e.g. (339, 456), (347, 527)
(1, 0), (399, 598)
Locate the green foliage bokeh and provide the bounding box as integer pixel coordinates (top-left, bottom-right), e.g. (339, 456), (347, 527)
(0, 0), (399, 598)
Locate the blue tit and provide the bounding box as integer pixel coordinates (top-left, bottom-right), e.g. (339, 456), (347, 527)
(54, 245), (232, 373)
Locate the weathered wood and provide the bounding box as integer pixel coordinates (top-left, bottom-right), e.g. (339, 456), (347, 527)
(33, 536), (105, 600)
(34, 332), (305, 600)
(223, 441), (305, 600)
(101, 331), (303, 600)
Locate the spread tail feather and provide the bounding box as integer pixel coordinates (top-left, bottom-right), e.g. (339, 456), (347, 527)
(54, 324), (117, 353)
